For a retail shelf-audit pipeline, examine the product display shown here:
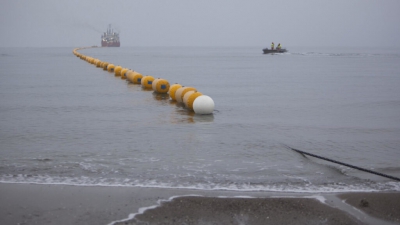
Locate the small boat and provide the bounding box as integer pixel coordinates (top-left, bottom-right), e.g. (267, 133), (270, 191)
(262, 48), (287, 54)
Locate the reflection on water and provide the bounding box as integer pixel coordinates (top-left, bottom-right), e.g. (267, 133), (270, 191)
(152, 92), (170, 101)
(141, 87), (153, 91)
(126, 82), (138, 90)
(193, 114), (214, 123)
(172, 108), (215, 124)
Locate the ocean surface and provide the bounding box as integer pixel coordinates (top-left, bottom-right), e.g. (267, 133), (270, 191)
(1, 46), (400, 193)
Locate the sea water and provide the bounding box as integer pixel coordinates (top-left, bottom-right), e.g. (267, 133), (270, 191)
(0, 46), (399, 193)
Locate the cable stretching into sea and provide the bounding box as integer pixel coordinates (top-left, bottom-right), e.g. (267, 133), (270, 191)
(285, 146), (400, 182)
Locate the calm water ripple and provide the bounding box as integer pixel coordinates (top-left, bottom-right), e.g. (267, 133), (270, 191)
(0, 47), (400, 192)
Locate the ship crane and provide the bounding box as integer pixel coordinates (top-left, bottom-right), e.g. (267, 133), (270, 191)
(101, 24), (120, 47)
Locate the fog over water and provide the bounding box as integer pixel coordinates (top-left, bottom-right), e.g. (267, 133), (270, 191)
(1, 0), (400, 193)
(1, 0), (400, 48)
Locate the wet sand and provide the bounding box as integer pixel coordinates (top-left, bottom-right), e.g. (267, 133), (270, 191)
(0, 183), (399, 225)
(338, 192), (400, 224)
(121, 196), (361, 225)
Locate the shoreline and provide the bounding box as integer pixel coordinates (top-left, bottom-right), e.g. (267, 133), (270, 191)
(0, 183), (399, 225)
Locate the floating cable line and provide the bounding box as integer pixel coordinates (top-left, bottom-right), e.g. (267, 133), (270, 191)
(285, 146), (400, 182)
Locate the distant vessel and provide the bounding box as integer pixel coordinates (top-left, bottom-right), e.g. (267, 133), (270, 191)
(263, 48), (287, 54)
(101, 24), (120, 47)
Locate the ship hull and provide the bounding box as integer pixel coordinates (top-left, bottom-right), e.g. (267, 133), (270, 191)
(262, 48), (287, 54)
(101, 41), (120, 47)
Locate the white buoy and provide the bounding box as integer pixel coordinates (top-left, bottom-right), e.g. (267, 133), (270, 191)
(193, 95), (214, 114)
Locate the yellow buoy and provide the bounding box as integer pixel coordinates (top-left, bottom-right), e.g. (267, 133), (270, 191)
(169, 84), (182, 101)
(120, 68), (128, 79)
(102, 62), (109, 70)
(152, 78), (162, 91)
(175, 87), (196, 103)
(96, 60), (102, 67)
(154, 79), (170, 94)
(125, 70), (135, 82)
(126, 71), (143, 84)
(141, 76), (155, 89)
(114, 66), (122, 76)
(126, 70), (135, 80)
(174, 87), (186, 103)
(185, 91), (203, 110)
(182, 90), (196, 107)
(107, 64), (115, 72)
(133, 73), (143, 84)
(126, 71), (142, 84)
(178, 87), (197, 103)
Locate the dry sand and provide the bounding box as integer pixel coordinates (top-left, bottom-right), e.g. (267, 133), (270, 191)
(0, 183), (399, 225)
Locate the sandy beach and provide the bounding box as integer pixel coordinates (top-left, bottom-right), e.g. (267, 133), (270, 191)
(1, 183), (399, 225)
(338, 192), (400, 224)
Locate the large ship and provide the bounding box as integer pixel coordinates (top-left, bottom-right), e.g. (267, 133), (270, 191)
(101, 24), (120, 47)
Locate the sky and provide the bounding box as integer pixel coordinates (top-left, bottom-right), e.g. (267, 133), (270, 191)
(1, 0), (400, 48)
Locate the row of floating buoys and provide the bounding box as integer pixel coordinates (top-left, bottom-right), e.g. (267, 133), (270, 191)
(72, 47), (214, 114)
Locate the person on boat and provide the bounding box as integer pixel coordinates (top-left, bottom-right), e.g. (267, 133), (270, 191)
(277, 43), (281, 50)
(271, 42), (275, 50)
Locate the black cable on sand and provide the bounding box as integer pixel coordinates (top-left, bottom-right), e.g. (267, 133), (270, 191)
(286, 146), (400, 182)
